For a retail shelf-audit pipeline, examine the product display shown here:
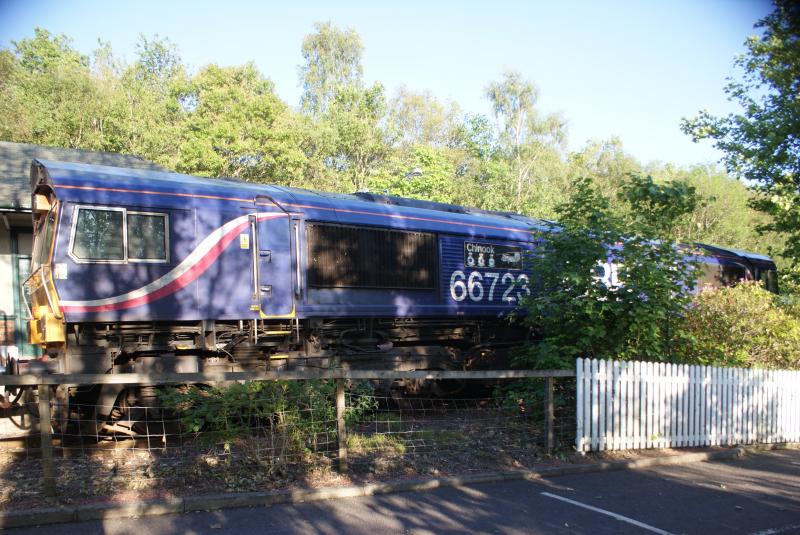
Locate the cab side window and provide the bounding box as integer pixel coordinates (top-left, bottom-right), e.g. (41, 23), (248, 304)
(70, 206), (169, 263)
(72, 207), (125, 261)
(127, 213), (168, 262)
(720, 262), (750, 286)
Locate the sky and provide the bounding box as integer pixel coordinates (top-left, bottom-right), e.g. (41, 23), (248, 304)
(0, 0), (774, 167)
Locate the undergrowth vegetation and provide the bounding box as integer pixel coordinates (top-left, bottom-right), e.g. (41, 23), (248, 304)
(157, 380), (376, 449)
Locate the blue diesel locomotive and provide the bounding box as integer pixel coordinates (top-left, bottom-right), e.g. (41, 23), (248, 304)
(20, 159), (777, 419)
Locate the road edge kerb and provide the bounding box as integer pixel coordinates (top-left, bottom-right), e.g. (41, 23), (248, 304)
(2, 443), (797, 529)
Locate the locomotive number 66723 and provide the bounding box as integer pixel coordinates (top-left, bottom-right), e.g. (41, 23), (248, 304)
(449, 270), (531, 303)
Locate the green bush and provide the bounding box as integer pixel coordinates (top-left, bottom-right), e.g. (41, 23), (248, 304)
(158, 380), (376, 450)
(517, 175), (698, 368)
(677, 282), (800, 369)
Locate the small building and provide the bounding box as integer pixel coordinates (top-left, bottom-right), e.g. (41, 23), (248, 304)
(0, 141), (167, 361)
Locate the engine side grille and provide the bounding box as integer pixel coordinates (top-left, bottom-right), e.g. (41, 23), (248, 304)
(307, 223), (438, 289)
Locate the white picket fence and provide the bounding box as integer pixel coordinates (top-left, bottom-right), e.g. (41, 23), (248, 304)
(575, 358), (800, 452)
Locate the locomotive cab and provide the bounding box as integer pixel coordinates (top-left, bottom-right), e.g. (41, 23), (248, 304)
(694, 244), (779, 294)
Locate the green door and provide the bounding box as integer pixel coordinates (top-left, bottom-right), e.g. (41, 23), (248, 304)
(12, 230), (40, 358)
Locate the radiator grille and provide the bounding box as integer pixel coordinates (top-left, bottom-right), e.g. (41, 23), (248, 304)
(307, 224), (438, 289)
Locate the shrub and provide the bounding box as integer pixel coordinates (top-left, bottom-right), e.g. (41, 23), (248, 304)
(677, 282), (800, 369)
(517, 175), (698, 369)
(158, 380), (376, 450)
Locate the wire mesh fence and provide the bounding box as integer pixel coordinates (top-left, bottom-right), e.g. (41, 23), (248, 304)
(0, 375), (576, 507)
(345, 383), (576, 476)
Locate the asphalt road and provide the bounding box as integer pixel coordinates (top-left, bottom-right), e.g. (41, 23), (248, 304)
(8, 449), (800, 534)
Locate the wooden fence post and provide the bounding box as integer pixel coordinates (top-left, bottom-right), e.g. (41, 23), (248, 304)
(545, 376), (555, 454)
(38, 383), (56, 497)
(335, 378), (348, 473)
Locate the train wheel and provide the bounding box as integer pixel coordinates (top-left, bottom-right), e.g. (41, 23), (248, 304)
(101, 387), (180, 446)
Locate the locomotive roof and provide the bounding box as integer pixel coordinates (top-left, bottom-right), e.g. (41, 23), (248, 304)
(697, 243), (776, 265)
(32, 159), (553, 240)
(31, 159), (778, 265)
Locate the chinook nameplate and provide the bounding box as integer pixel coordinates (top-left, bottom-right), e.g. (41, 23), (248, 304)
(464, 242), (522, 270)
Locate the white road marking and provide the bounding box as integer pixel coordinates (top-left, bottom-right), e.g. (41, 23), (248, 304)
(540, 492), (675, 535)
(750, 524), (800, 535)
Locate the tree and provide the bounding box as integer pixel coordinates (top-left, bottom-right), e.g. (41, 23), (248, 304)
(485, 71), (568, 214)
(12, 27), (87, 73)
(322, 84), (392, 192)
(132, 34), (182, 87)
(299, 21), (364, 116)
(568, 139), (786, 262)
(387, 88), (463, 149)
(104, 35), (187, 167)
(377, 145), (458, 203)
(383, 91), (498, 206)
(459, 113), (495, 161)
(568, 137), (641, 204)
(652, 164), (785, 256)
(174, 63), (307, 184)
(0, 30), (187, 167)
(682, 1), (800, 264)
(0, 28), (105, 149)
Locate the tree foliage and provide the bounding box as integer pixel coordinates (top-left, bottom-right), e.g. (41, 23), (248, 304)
(175, 63), (306, 184)
(323, 83), (392, 192)
(485, 71), (567, 213)
(388, 88), (464, 149)
(0, 29), (100, 149)
(299, 21), (364, 116)
(682, 1), (800, 265)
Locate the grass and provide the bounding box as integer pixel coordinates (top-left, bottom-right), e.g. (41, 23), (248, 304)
(346, 433), (406, 454)
(345, 428), (466, 455)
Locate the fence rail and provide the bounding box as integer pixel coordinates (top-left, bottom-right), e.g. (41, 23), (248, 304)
(576, 358), (800, 452)
(0, 369), (575, 386)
